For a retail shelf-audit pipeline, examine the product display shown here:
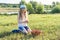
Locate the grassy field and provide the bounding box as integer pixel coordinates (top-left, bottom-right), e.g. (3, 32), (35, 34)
(0, 14), (60, 40)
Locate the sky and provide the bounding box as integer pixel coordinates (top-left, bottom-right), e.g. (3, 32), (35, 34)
(0, 0), (60, 5)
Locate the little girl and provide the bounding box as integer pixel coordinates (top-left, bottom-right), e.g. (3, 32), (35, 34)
(18, 5), (31, 34)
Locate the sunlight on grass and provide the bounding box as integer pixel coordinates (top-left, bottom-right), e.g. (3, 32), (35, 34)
(0, 14), (60, 40)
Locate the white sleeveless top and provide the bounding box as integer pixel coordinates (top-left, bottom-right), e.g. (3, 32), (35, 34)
(18, 12), (28, 26)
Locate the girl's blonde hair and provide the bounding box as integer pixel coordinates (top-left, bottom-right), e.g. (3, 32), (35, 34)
(19, 9), (27, 17)
(18, 5), (27, 19)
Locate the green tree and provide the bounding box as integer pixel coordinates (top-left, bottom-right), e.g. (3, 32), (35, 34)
(20, 0), (26, 5)
(30, 1), (38, 13)
(52, 2), (56, 7)
(36, 4), (44, 14)
(56, 2), (60, 5)
(51, 5), (60, 13)
(26, 3), (34, 14)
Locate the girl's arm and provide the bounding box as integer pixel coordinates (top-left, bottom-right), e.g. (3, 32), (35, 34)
(25, 12), (29, 23)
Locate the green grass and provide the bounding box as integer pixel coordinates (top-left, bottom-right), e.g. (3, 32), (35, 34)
(0, 14), (60, 40)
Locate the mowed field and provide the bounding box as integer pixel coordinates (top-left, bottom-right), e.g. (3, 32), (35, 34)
(0, 14), (60, 40)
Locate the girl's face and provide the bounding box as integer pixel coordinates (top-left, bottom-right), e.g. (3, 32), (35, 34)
(20, 9), (26, 13)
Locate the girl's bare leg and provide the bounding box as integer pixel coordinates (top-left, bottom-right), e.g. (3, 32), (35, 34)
(27, 27), (32, 34)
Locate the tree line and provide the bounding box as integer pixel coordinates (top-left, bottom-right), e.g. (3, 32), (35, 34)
(0, 0), (60, 14)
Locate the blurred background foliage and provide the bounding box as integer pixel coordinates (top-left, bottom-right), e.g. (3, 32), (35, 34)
(0, 0), (60, 14)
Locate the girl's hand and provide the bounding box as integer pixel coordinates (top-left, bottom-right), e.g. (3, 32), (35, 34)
(24, 20), (28, 23)
(18, 20), (28, 23)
